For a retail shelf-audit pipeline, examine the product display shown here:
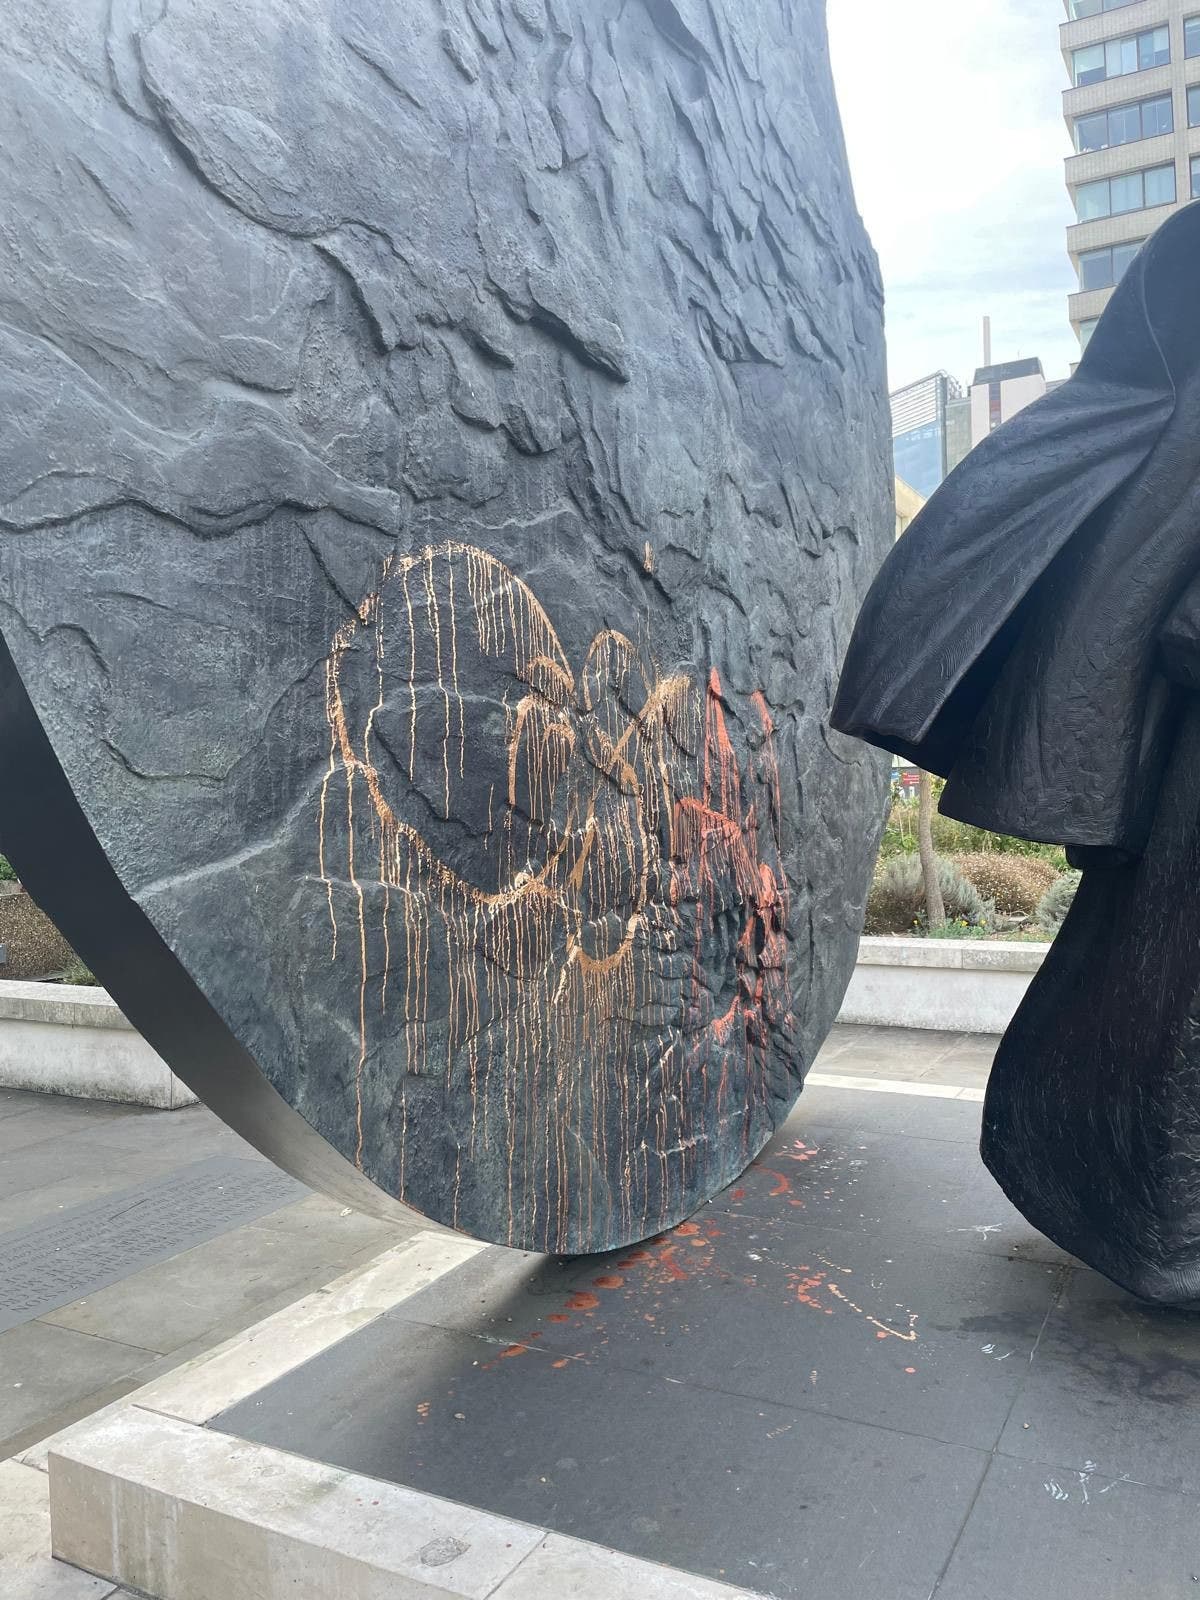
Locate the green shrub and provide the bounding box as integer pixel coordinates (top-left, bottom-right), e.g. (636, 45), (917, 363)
(1036, 871), (1081, 935)
(952, 852), (1059, 918)
(57, 957), (98, 986)
(0, 855), (15, 883)
(865, 853), (994, 936)
(880, 792), (1069, 873)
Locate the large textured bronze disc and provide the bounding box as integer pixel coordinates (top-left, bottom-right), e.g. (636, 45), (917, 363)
(0, 0), (889, 1250)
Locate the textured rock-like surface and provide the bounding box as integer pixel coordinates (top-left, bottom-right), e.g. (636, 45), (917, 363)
(0, 0), (890, 1250)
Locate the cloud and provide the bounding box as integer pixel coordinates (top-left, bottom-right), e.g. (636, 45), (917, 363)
(826, 0), (1078, 390)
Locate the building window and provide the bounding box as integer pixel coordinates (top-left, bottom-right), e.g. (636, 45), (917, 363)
(1078, 240), (1143, 291)
(1192, 155), (1200, 197)
(1075, 163), (1176, 220)
(1186, 16), (1200, 57)
(1072, 28), (1170, 86)
(1069, 0), (1144, 14)
(1189, 85), (1200, 126)
(1074, 94), (1173, 152)
(1079, 319), (1100, 352)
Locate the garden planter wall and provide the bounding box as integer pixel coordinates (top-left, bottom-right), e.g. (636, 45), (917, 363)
(836, 937), (1047, 1035)
(0, 981), (195, 1109)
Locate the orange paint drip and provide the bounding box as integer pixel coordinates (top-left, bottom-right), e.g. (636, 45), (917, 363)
(318, 542), (792, 1252)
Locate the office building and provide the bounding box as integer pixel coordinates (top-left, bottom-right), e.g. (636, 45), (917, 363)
(968, 357), (1049, 445)
(1062, 0), (1200, 352)
(889, 372), (970, 500)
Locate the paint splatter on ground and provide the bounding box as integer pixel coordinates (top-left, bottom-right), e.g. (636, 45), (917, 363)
(474, 1132), (921, 1373)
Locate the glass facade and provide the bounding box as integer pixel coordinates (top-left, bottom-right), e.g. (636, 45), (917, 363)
(890, 373), (965, 501)
(1192, 154), (1200, 198)
(1078, 241), (1143, 292)
(1190, 85), (1200, 126)
(1187, 16), (1200, 57)
(1069, 0), (1144, 14)
(1074, 94), (1172, 152)
(1075, 164), (1176, 221)
(1073, 28), (1170, 86)
(893, 424), (944, 502)
(1080, 319), (1100, 352)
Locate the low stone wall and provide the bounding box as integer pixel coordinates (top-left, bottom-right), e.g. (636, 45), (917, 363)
(837, 936), (1047, 1035)
(0, 935), (1043, 1109)
(0, 981), (195, 1109)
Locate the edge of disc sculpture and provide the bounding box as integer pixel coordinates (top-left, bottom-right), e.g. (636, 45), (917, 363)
(0, 0), (890, 1253)
(834, 202), (1200, 1303)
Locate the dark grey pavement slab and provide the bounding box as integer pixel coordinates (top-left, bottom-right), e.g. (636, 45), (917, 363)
(0, 1024), (997, 1519)
(211, 1061), (1200, 1600)
(997, 1265), (1200, 1496)
(389, 1213), (1062, 1452)
(935, 1455), (1200, 1600)
(800, 1081), (985, 1143)
(216, 1315), (988, 1600)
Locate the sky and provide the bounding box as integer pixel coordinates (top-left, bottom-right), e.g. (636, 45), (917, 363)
(826, 0), (1079, 392)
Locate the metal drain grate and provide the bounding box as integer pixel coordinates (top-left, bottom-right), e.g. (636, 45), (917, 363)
(0, 1156), (305, 1333)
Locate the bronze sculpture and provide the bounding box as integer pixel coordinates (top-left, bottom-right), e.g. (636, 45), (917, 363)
(0, 0), (890, 1250)
(834, 203), (1200, 1302)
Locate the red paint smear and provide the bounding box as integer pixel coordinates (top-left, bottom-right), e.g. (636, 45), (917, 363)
(655, 1245), (690, 1282)
(620, 1249), (653, 1266)
(592, 1274), (624, 1289)
(547, 1313), (570, 1324)
(760, 1168), (791, 1197)
(668, 671), (793, 1176)
(730, 1188), (746, 1203)
(499, 1344), (527, 1360)
(566, 1291), (600, 1311)
(675, 1221), (701, 1236)
(905, 1367), (917, 1375)
(552, 1358), (570, 1369)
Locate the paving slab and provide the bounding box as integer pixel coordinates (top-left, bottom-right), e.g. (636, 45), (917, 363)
(0, 1096), (133, 1157)
(997, 1264), (1200, 1495)
(39, 1211), (381, 1355)
(0, 1157), (304, 1335)
(386, 1216), (1062, 1451)
(0, 1090), (426, 1465)
(213, 1316), (987, 1600)
(0, 1320), (161, 1459)
(800, 1080), (985, 1142)
(935, 1454), (1200, 1599)
(209, 1092), (1018, 1598)
(205, 1071), (1200, 1600)
(24, 1034), (1200, 1600)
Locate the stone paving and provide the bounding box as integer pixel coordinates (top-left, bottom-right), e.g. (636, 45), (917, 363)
(0, 1025), (994, 1598)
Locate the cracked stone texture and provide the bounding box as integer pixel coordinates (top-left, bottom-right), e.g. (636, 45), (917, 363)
(0, 0), (890, 1251)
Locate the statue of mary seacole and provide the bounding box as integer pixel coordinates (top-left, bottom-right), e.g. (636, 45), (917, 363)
(834, 201), (1200, 1303)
